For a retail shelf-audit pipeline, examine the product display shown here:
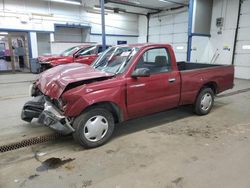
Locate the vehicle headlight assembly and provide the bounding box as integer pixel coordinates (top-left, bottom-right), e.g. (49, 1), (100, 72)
(40, 61), (51, 64)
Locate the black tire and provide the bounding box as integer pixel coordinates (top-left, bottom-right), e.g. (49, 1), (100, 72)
(72, 108), (115, 148)
(194, 87), (214, 115)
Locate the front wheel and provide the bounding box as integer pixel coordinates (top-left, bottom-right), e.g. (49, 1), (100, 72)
(194, 88), (214, 115)
(72, 108), (115, 148)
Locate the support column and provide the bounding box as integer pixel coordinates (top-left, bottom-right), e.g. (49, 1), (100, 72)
(29, 32), (38, 58)
(187, 0), (194, 62)
(100, 0), (106, 51)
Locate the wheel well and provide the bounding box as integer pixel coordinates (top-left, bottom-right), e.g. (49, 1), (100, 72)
(203, 82), (218, 94)
(85, 102), (123, 123)
(195, 82), (218, 102)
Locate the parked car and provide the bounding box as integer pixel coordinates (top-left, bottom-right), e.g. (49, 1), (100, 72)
(22, 43), (234, 148)
(38, 44), (110, 72)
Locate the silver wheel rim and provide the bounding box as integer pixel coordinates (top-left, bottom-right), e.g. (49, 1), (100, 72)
(83, 115), (109, 142)
(201, 93), (212, 111)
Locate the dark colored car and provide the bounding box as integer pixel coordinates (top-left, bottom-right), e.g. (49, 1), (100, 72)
(22, 43), (234, 148)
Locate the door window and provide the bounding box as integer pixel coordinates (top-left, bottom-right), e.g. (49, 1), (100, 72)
(136, 48), (171, 74)
(77, 46), (96, 56)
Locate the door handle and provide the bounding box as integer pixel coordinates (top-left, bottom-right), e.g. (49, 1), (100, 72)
(168, 78), (176, 83)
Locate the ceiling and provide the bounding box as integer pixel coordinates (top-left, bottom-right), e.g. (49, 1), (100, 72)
(83, 0), (189, 14)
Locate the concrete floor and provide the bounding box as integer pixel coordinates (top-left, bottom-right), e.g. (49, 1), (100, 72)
(0, 73), (250, 188)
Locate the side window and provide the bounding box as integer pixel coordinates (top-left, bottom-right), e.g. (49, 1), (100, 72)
(136, 48), (171, 74)
(78, 46), (96, 56)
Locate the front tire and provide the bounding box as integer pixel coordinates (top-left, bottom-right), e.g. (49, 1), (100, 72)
(72, 108), (115, 148)
(194, 88), (214, 115)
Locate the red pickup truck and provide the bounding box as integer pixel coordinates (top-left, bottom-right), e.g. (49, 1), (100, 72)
(38, 44), (110, 72)
(22, 43), (234, 148)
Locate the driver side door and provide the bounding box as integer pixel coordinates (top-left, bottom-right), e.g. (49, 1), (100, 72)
(126, 47), (181, 118)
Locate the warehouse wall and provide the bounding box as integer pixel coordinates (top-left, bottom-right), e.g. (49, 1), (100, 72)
(0, 0), (139, 57)
(147, 8), (189, 61)
(190, 0), (250, 79)
(191, 0), (239, 65)
(234, 0), (250, 79)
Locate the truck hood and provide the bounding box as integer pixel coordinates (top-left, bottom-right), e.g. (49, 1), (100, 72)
(49, 57), (74, 67)
(36, 63), (114, 99)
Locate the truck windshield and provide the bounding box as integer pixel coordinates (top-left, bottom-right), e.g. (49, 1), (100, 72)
(92, 46), (139, 74)
(60, 46), (81, 56)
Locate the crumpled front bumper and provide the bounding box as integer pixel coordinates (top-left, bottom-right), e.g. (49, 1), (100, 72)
(21, 96), (74, 135)
(38, 101), (74, 135)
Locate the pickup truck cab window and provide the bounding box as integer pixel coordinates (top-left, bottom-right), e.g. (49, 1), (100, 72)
(136, 48), (171, 74)
(60, 46), (81, 56)
(77, 46), (96, 56)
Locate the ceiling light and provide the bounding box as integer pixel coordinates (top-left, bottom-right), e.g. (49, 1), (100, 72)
(159, 0), (170, 3)
(0, 32), (8, 35)
(93, 6), (114, 12)
(133, 1), (141, 4)
(49, 0), (81, 5)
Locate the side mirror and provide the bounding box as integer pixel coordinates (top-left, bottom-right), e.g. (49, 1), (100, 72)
(131, 68), (150, 78)
(74, 54), (79, 58)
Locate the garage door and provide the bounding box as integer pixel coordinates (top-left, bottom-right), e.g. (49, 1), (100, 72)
(37, 33), (50, 56)
(234, 0), (250, 79)
(54, 26), (90, 43)
(148, 10), (188, 61)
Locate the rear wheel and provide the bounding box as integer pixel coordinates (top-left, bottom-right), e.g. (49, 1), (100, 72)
(194, 88), (214, 115)
(72, 108), (115, 148)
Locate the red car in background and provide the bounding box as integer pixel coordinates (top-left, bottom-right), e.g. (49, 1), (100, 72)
(38, 44), (110, 72)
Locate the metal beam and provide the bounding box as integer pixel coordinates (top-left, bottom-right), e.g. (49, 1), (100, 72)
(160, 0), (188, 6)
(107, 0), (161, 11)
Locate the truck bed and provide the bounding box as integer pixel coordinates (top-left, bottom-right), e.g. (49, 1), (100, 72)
(177, 61), (221, 71)
(177, 61), (234, 106)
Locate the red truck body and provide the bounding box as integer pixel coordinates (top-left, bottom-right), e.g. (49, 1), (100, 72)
(38, 44), (108, 71)
(36, 43), (234, 119)
(22, 43), (234, 148)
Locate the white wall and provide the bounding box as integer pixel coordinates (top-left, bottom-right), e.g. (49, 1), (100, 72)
(234, 0), (250, 79)
(191, 0), (243, 69)
(0, 0), (139, 57)
(147, 8), (189, 61)
(138, 15), (148, 43)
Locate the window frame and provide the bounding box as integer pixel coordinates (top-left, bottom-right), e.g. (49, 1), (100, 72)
(134, 47), (172, 75)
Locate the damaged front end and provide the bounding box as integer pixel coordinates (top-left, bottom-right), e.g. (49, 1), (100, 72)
(21, 94), (74, 135)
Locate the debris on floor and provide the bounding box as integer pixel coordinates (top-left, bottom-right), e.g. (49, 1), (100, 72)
(36, 157), (75, 172)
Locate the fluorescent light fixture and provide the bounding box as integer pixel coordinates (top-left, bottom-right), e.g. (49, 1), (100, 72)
(133, 1), (141, 4)
(49, 0), (81, 5)
(158, 0), (170, 3)
(242, 45), (250, 50)
(93, 6), (114, 13)
(0, 32), (8, 35)
(176, 46), (184, 50)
